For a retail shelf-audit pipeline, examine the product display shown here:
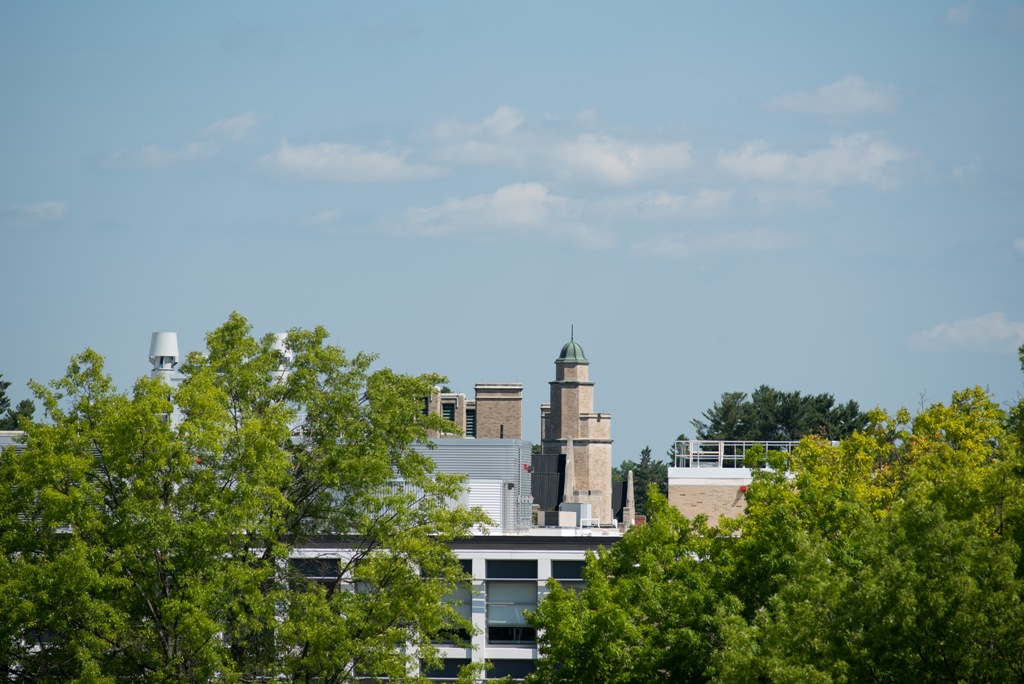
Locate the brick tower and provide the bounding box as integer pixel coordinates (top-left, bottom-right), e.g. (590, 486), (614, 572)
(539, 333), (613, 525)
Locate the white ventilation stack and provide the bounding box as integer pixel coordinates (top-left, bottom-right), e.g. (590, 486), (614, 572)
(271, 332), (294, 385)
(149, 332), (180, 381)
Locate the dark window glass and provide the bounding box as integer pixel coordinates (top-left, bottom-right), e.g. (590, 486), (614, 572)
(290, 557), (340, 579)
(422, 558), (472, 578)
(486, 626), (537, 645)
(487, 658), (537, 679)
(422, 657), (472, 681)
(486, 560), (536, 579)
(551, 560), (586, 580)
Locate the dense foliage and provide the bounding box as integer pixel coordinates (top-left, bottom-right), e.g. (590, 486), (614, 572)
(691, 385), (868, 441)
(530, 348), (1024, 683)
(0, 373), (35, 430)
(612, 446), (668, 517)
(0, 314), (486, 683)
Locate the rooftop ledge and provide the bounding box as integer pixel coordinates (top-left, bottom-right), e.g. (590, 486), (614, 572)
(671, 440), (803, 469)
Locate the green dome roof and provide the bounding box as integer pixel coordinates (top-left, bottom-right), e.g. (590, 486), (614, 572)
(556, 337), (588, 364)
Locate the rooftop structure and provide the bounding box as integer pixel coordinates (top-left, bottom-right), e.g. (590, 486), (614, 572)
(537, 334), (615, 526)
(667, 439), (801, 522)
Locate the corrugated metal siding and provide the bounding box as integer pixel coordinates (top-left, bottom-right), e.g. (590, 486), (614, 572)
(468, 479), (503, 533)
(413, 439), (533, 533)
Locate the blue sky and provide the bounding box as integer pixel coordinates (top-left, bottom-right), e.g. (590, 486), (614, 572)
(2, 2), (1023, 464)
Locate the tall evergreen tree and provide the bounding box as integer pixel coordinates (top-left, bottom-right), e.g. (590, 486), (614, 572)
(691, 385), (867, 441)
(0, 373), (35, 430)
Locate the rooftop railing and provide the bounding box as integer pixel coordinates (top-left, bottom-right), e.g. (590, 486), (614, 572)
(672, 440), (801, 469)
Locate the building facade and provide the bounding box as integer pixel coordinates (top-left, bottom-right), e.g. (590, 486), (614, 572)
(426, 383), (524, 441)
(667, 439), (800, 523)
(538, 336), (614, 525)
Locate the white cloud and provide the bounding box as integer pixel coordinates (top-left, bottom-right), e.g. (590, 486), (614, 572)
(430, 107), (692, 185)
(429, 106), (530, 167)
(592, 189), (733, 222)
(953, 155), (983, 178)
(908, 312), (1024, 353)
(433, 105), (525, 139)
(1014, 237), (1024, 256)
(400, 182), (613, 249)
(102, 141), (217, 169)
(769, 76), (899, 119)
(716, 134), (906, 188)
(631, 228), (788, 260)
(1, 200), (69, 228)
(201, 111), (269, 140)
(263, 140), (443, 182)
(550, 135), (692, 185)
(943, 2), (975, 25)
(101, 113), (265, 170)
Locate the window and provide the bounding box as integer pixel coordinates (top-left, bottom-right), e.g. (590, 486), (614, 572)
(487, 659), (537, 680)
(422, 657), (472, 682)
(465, 409), (476, 437)
(434, 559), (473, 644)
(551, 560), (586, 579)
(441, 400), (456, 422)
(290, 556), (340, 589)
(551, 559), (587, 593)
(487, 560), (536, 579)
(486, 560), (537, 644)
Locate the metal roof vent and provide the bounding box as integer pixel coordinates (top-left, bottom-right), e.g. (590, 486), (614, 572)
(149, 332), (179, 375)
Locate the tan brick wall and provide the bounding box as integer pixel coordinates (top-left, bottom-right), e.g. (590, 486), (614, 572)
(567, 442), (613, 524)
(559, 388), (579, 439)
(668, 484), (747, 524)
(542, 356), (613, 524)
(576, 384), (594, 414)
(555, 362), (588, 383)
(579, 413), (611, 440)
(474, 384), (522, 439)
(426, 392), (468, 438)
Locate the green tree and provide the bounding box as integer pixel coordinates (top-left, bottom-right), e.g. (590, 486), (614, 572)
(537, 369), (1024, 683)
(613, 446), (668, 517)
(527, 493), (741, 684)
(691, 385), (867, 441)
(0, 373), (35, 430)
(665, 432), (688, 463)
(713, 388), (1024, 683)
(0, 313), (486, 683)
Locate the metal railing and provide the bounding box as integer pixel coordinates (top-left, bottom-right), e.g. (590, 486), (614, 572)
(672, 440), (800, 469)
